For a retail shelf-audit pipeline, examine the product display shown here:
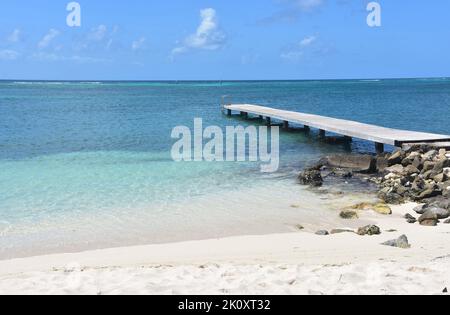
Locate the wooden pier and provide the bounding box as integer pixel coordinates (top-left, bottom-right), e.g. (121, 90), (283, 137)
(223, 104), (450, 153)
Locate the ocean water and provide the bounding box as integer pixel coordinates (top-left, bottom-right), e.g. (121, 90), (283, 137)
(1, 79), (449, 259)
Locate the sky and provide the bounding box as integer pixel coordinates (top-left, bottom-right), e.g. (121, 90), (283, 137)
(0, 0), (449, 80)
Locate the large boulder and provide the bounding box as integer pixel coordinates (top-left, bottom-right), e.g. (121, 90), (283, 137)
(422, 206), (449, 220)
(323, 154), (376, 173)
(418, 211), (439, 226)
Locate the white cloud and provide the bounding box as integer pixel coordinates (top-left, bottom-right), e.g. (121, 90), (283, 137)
(281, 35), (317, 61)
(76, 25), (118, 51)
(299, 35), (316, 46)
(260, 0), (325, 24)
(0, 49), (20, 61)
(292, 0), (324, 11)
(88, 25), (108, 41)
(171, 8), (226, 56)
(132, 37), (146, 51)
(38, 29), (60, 49)
(30, 52), (110, 63)
(7, 29), (21, 43)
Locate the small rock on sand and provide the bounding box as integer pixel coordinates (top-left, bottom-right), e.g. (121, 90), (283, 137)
(315, 230), (329, 236)
(382, 235), (411, 249)
(372, 203), (392, 215)
(339, 210), (359, 220)
(404, 213), (417, 224)
(357, 225), (381, 236)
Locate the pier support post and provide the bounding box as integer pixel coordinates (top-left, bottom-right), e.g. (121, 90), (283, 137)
(304, 125), (310, 132)
(319, 129), (326, 138)
(344, 136), (353, 142)
(266, 117), (272, 126)
(227, 109), (232, 116)
(240, 112), (248, 119)
(375, 142), (385, 154)
(283, 121), (289, 130)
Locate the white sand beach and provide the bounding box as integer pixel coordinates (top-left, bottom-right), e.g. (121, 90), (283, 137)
(0, 203), (449, 295)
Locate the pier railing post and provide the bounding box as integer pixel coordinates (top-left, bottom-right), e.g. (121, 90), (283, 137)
(375, 142), (385, 154)
(283, 121), (289, 130)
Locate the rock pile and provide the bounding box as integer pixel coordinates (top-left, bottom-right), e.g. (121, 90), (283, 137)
(376, 145), (450, 204)
(298, 145), (450, 227)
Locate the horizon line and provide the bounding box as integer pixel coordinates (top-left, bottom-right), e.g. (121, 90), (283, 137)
(1, 76), (450, 83)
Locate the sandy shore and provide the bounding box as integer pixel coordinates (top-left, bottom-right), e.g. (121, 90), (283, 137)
(0, 203), (449, 295)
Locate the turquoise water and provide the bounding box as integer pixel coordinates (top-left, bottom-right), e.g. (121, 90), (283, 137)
(1, 79), (450, 258)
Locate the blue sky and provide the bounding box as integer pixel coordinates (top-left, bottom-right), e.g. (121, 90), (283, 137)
(0, 0), (449, 80)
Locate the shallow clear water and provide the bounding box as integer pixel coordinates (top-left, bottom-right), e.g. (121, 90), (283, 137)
(1, 79), (449, 259)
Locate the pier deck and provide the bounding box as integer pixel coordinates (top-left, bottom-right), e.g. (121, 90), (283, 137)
(223, 104), (450, 152)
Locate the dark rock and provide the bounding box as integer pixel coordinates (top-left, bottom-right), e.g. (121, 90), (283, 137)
(299, 169), (323, 187)
(382, 235), (410, 249)
(395, 185), (409, 196)
(412, 178), (426, 192)
(422, 161), (436, 172)
(422, 170), (438, 180)
(444, 219), (450, 224)
(342, 171), (353, 179)
(433, 158), (450, 173)
(413, 204), (427, 215)
(423, 207), (449, 220)
(404, 165), (420, 175)
(426, 197), (450, 210)
(404, 213), (417, 224)
(315, 230), (329, 236)
(357, 225), (381, 236)
(416, 187), (441, 201)
(339, 209), (359, 219)
(388, 151), (404, 166)
(418, 211), (439, 226)
(378, 191), (404, 205)
(412, 157), (423, 170)
(323, 154), (376, 173)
